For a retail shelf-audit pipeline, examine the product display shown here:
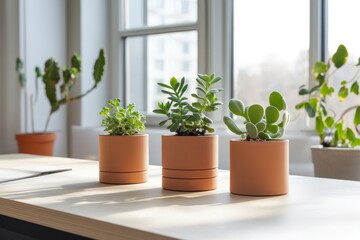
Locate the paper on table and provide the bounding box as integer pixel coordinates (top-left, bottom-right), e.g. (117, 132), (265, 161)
(0, 167), (71, 183)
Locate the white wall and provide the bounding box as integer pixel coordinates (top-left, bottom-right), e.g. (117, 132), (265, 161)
(0, 0), (21, 154)
(68, 0), (110, 157)
(0, 0), (110, 156)
(22, 0), (68, 156)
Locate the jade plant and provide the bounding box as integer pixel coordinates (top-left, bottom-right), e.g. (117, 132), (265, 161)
(153, 74), (223, 136)
(100, 98), (145, 135)
(16, 49), (106, 132)
(224, 91), (290, 140)
(296, 44), (360, 147)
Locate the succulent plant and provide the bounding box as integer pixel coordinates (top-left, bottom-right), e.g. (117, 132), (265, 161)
(296, 44), (360, 147)
(224, 91), (290, 140)
(153, 74), (223, 136)
(100, 98), (146, 136)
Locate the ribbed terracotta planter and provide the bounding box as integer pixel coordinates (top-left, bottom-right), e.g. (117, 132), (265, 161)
(312, 146), (360, 181)
(230, 139), (289, 196)
(99, 134), (148, 184)
(15, 132), (56, 156)
(162, 135), (218, 191)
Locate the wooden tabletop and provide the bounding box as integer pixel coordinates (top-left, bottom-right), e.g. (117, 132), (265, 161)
(1, 154), (360, 240)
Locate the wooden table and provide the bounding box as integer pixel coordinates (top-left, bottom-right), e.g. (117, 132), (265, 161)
(1, 154), (360, 240)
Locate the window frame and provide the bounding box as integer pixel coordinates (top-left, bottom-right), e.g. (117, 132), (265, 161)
(110, 0), (327, 129)
(109, 0), (233, 126)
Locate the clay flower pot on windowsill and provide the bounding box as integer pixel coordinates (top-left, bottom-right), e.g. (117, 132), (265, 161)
(15, 132), (56, 156)
(223, 91), (290, 196)
(152, 74), (224, 191)
(99, 134), (148, 184)
(98, 98), (148, 184)
(162, 135), (218, 191)
(230, 140), (289, 196)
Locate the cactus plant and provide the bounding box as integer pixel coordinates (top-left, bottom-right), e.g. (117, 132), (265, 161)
(153, 74), (223, 136)
(296, 44), (360, 147)
(224, 91), (290, 140)
(16, 49), (106, 132)
(99, 98), (146, 136)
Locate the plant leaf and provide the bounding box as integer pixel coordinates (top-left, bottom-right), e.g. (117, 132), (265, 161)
(319, 82), (334, 97)
(269, 91), (285, 110)
(312, 62), (328, 84)
(350, 81), (359, 95)
(228, 99), (245, 116)
(354, 106), (360, 126)
(267, 124), (279, 134)
(324, 116), (335, 128)
(223, 116), (244, 135)
(258, 132), (270, 140)
(246, 122), (258, 139)
(247, 104), (264, 124)
(315, 116), (325, 136)
(256, 121), (266, 132)
(93, 49), (106, 85)
(332, 44), (348, 68)
(304, 103), (316, 118)
(265, 106), (280, 124)
(338, 86), (348, 102)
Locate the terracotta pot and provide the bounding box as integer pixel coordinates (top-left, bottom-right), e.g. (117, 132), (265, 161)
(99, 134), (148, 184)
(15, 132), (56, 156)
(230, 139), (289, 196)
(312, 146), (360, 181)
(162, 135), (218, 191)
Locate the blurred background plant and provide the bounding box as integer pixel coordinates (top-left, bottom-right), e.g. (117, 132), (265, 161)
(296, 44), (360, 147)
(16, 49), (106, 132)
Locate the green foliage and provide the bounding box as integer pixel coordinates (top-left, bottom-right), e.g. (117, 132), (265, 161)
(100, 98), (145, 136)
(153, 74), (223, 136)
(223, 91), (290, 141)
(16, 58), (26, 87)
(16, 49), (106, 132)
(296, 44), (360, 147)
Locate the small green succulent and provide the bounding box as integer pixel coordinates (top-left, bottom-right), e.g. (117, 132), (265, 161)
(153, 74), (223, 136)
(224, 91), (290, 140)
(100, 98), (145, 136)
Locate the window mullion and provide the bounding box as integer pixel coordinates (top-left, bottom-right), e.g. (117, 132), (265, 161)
(309, 0), (326, 88)
(119, 23), (198, 38)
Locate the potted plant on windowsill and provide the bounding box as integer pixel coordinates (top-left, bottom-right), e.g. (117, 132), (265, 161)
(153, 74), (223, 191)
(99, 98), (148, 184)
(296, 44), (360, 180)
(15, 49), (106, 156)
(224, 91), (290, 196)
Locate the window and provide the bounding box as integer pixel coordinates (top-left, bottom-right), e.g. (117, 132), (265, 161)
(328, 0), (360, 126)
(115, 0), (356, 133)
(233, 0), (310, 130)
(119, 0), (198, 113)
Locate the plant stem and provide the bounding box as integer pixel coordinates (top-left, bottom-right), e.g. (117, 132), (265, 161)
(30, 94), (34, 133)
(338, 105), (359, 122)
(44, 110), (52, 133)
(347, 67), (360, 84)
(326, 68), (338, 80)
(58, 84), (96, 105)
(24, 88), (28, 133)
(332, 105), (360, 135)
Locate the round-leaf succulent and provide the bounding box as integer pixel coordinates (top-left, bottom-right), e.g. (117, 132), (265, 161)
(100, 98), (145, 136)
(224, 91), (290, 141)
